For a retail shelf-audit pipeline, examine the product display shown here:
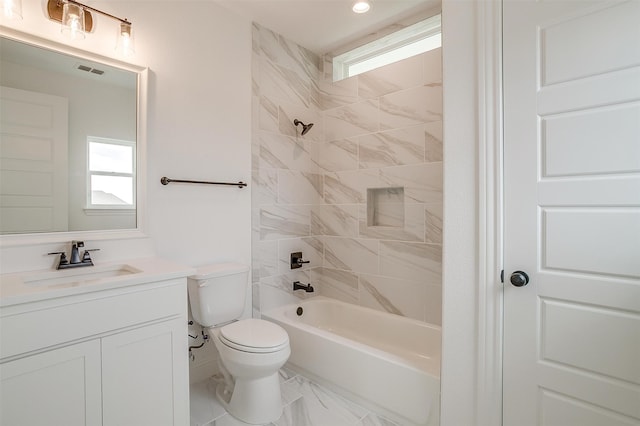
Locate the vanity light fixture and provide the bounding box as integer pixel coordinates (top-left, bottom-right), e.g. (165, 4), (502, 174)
(61, 2), (85, 39)
(47, 0), (134, 55)
(1, 0), (22, 19)
(352, 0), (370, 14)
(116, 21), (135, 57)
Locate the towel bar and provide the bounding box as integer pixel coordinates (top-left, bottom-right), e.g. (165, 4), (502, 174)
(160, 177), (247, 188)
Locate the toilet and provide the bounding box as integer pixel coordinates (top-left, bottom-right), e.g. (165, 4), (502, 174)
(188, 263), (290, 424)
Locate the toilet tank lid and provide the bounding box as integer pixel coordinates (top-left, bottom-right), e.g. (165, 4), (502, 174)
(190, 262), (249, 280)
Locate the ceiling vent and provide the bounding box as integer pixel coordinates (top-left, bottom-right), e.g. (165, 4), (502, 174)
(76, 64), (104, 75)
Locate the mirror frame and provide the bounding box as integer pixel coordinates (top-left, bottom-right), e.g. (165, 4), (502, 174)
(0, 27), (148, 246)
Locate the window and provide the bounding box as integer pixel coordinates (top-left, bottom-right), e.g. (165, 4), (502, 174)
(333, 14), (441, 81)
(87, 136), (135, 209)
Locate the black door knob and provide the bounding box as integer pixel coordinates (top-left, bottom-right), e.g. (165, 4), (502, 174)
(510, 271), (529, 287)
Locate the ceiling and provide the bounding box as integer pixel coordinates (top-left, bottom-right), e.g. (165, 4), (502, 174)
(0, 37), (136, 89)
(213, 0), (440, 55)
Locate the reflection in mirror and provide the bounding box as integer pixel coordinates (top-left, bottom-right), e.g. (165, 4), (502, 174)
(0, 36), (138, 234)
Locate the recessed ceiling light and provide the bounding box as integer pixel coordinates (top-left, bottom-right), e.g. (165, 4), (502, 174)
(352, 1), (370, 14)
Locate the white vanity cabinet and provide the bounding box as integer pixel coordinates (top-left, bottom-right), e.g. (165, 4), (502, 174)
(101, 318), (186, 425)
(0, 275), (190, 426)
(1, 339), (103, 425)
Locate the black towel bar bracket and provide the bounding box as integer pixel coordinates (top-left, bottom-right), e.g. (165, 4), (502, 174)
(160, 176), (247, 188)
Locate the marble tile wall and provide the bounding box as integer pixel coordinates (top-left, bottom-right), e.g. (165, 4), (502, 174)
(251, 23), (323, 316)
(251, 22), (443, 325)
(315, 46), (443, 325)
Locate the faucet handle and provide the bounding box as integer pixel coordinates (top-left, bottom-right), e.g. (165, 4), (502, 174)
(82, 248), (100, 263)
(47, 251), (69, 265)
(290, 252), (310, 269)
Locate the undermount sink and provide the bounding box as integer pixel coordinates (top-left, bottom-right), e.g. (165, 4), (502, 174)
(0, 257), (196, 308)
(23, 264), (141, 288)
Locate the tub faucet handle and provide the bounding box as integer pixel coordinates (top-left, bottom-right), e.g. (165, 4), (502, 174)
(290, 252), (310, 269)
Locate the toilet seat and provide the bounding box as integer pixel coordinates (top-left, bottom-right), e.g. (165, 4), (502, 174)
(219, 319), (289, 353)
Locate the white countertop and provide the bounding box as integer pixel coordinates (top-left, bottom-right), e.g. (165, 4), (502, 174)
(0, 257), (196, 307)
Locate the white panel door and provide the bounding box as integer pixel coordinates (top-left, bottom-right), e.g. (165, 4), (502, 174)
(503, 1), (640, 425)
(0, 86), (68, 233)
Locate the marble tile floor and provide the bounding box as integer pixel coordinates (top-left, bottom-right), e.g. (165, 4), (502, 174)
(190, 368), (401, 426)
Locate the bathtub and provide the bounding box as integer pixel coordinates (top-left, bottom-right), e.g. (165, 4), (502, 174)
(263, 296), (440, 426)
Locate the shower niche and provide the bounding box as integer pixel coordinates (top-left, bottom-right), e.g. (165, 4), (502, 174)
(367, 187), (405, 227)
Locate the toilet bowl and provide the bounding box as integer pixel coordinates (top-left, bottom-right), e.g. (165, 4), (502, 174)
(187, 263), (291, 424)
(210, 319), (290, 424)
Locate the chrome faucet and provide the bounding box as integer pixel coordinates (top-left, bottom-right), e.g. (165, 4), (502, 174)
(293, 281), (314, 293)
(48, 241), (99, 270)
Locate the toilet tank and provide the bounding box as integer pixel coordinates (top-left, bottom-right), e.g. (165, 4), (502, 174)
(187, 263), (250, 327)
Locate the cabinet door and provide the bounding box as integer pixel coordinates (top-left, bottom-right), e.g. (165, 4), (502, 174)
(101, 318), (189, 426)
(0, 340), (102, 426)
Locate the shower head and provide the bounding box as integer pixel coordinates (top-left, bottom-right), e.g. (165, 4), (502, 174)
(293, 119), (314, 136)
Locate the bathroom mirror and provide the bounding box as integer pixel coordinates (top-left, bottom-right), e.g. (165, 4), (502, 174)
(0, 30), (147, 238)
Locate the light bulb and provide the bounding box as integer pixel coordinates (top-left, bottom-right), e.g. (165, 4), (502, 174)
(116, 22), (135, 57)
(352, 1), (370, 14)
(62, 3), (85, 40)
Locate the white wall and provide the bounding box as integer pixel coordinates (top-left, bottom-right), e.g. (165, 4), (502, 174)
(441, 1), (485, 425)
(134, 3), (252, 269)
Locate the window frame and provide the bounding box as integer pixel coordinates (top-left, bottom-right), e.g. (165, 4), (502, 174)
(86, 136), (136, 210)
(332, 13), (442, 81)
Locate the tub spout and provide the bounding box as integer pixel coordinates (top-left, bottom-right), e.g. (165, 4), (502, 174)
(293, 281), (314, 293)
